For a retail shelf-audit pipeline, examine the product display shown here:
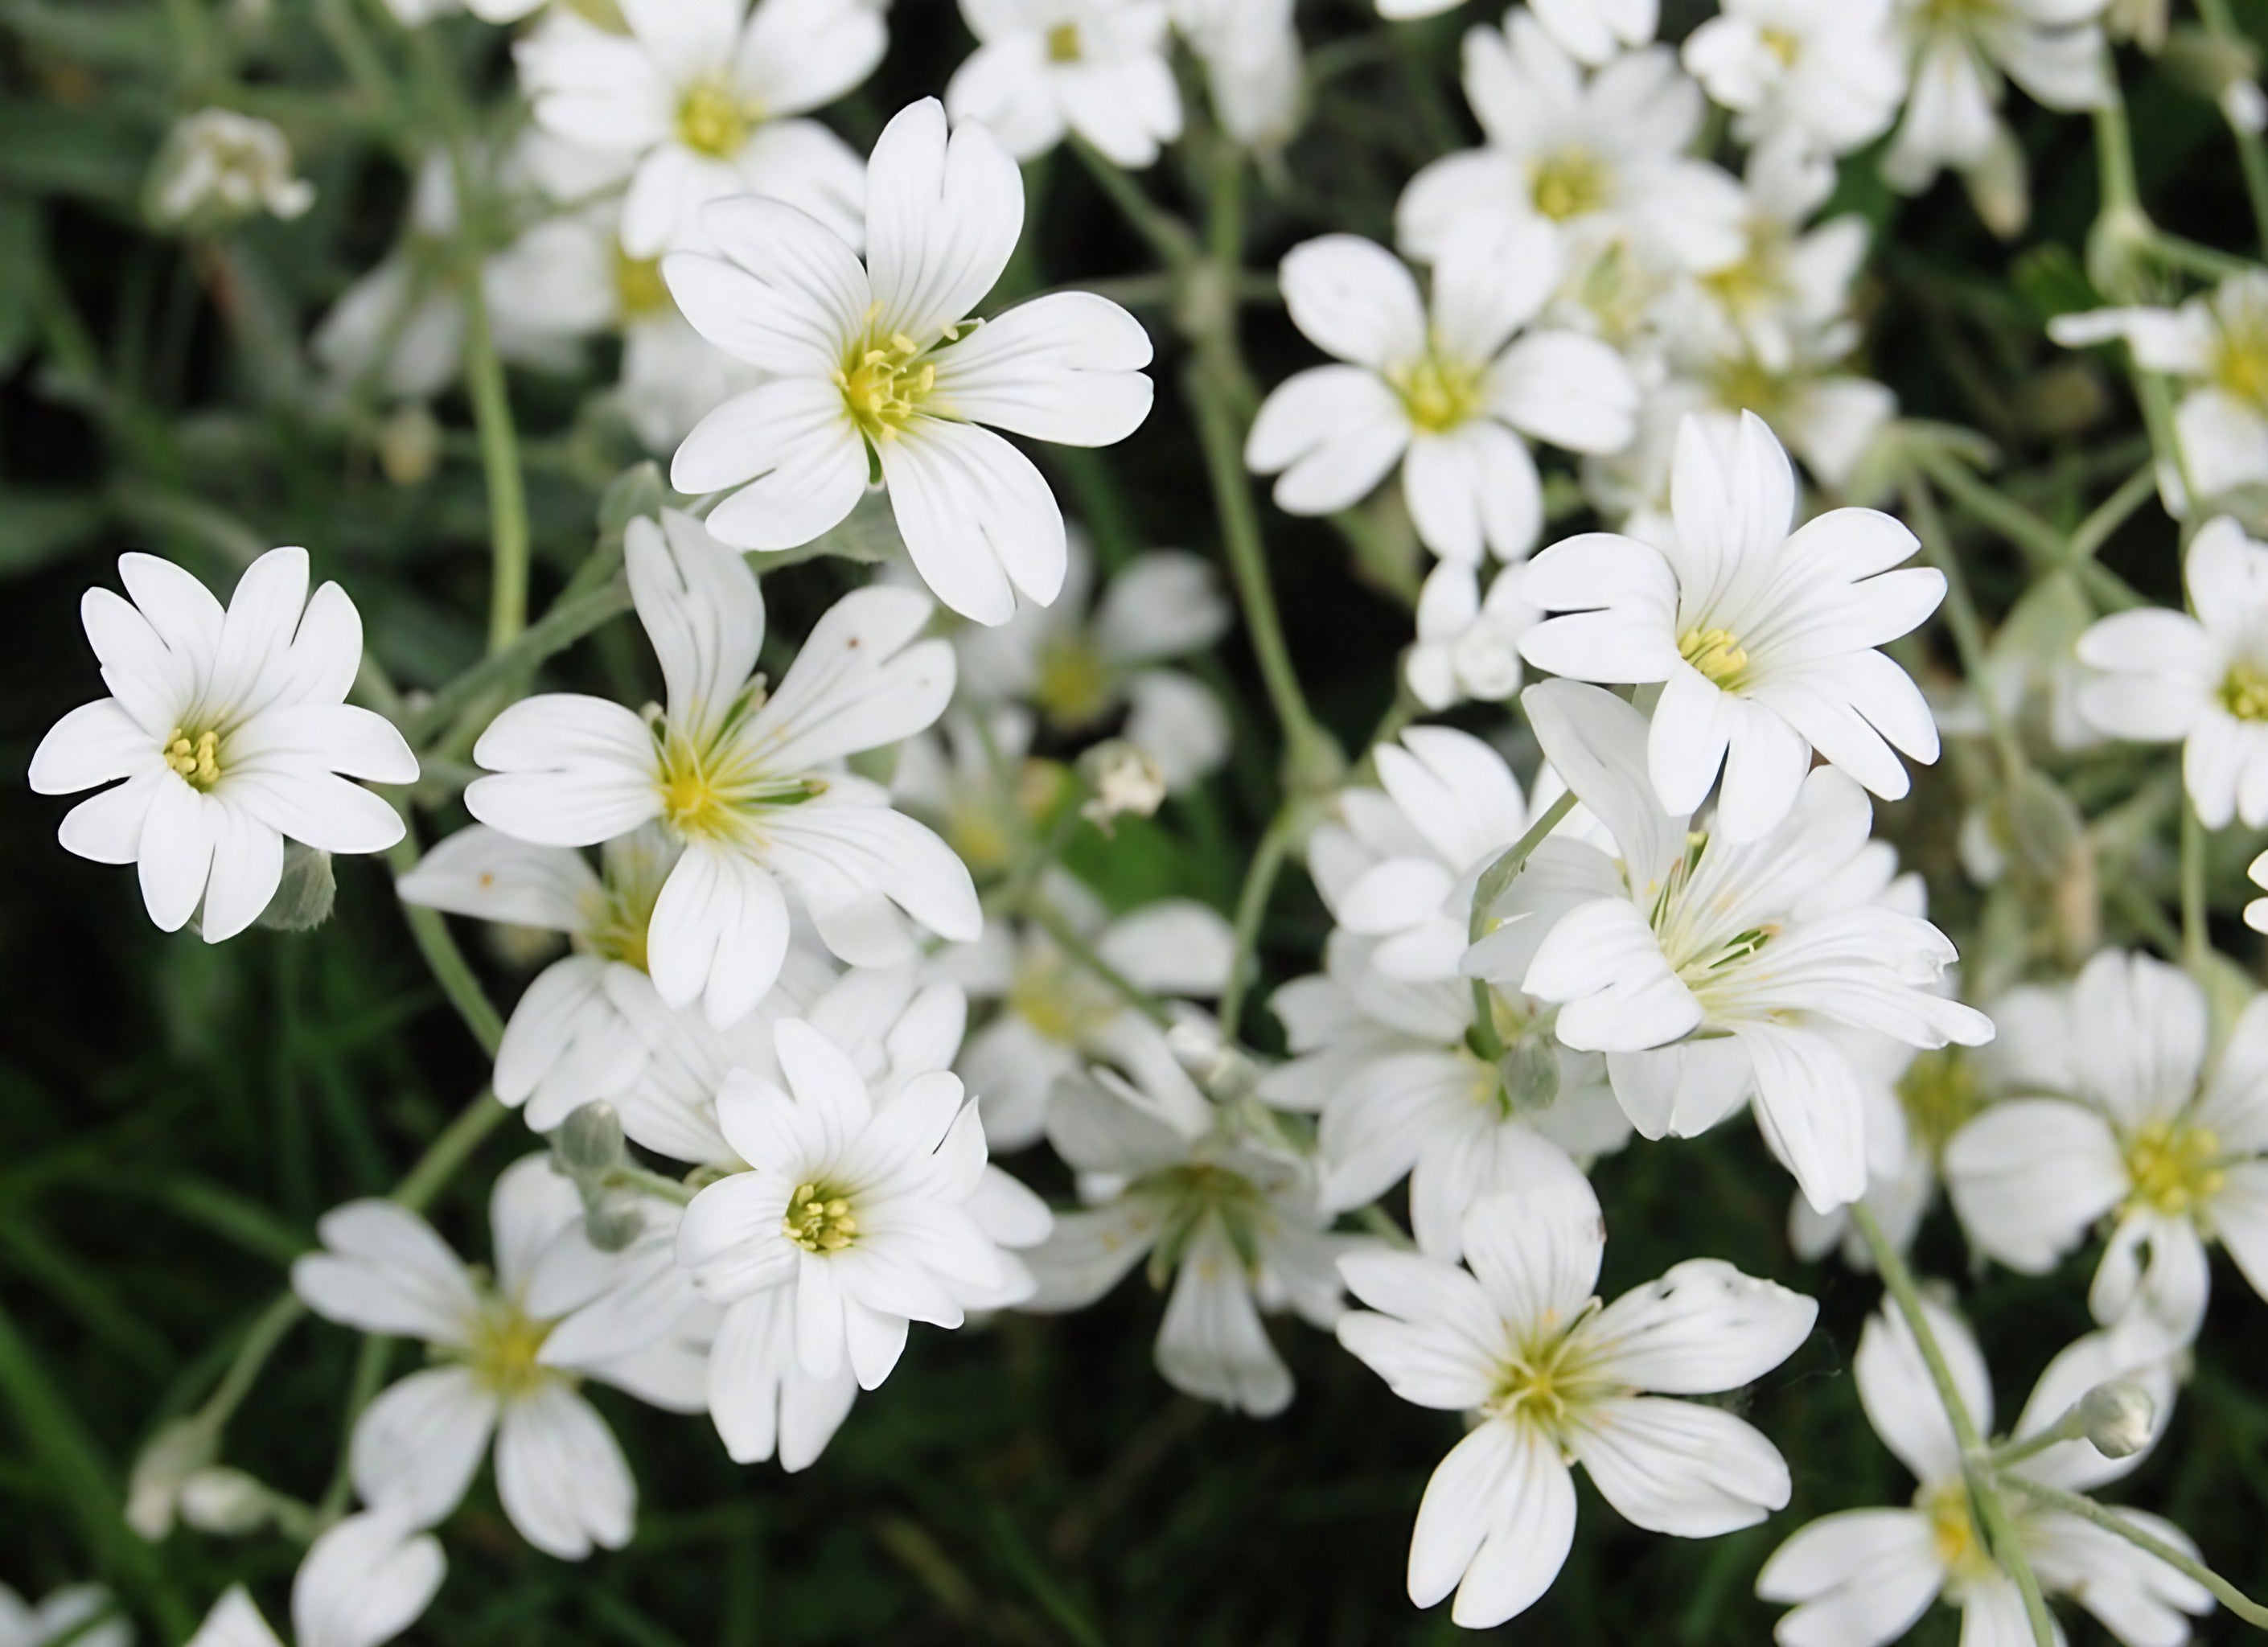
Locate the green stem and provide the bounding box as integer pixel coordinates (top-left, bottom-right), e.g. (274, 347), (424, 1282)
(2093, 97), (2142, 218)
(1217, 807), (1300, 1034)
(1909, 450), (2065, 568)
(463, 288), (532, 653)
(2195, 0), (2268, 257)
(1902, 476), (2028, 782)
(2139, 228), (2258, 281)
(1851, 1205), (2059, 1647)
(1024, 900), (1173, 1029)
(604, 1164), (696, 1207)
(1468, 792), (1580, 945)
(404, 573), (633, 747)
(2181, 795), (2210, 978)
(1067, 138), (1200, 270)
(2068, 462), (2160, 565)
(2003, 1477), (2268, 1628)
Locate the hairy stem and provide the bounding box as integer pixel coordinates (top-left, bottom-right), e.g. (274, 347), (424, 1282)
(2003, 1476), (2268, 1629)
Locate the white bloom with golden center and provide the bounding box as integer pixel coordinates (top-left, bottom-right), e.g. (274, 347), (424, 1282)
(465, 509), (979, 1030)
(1520, 413), (1945, 839)
(2052, 273), (2268, 508)
(1021, 1019), (1358, 1416)
(186, 1510), (443, 1647)
(1339, 1178), (1815, 1629)
(1944, 950), (2268, 1345)
(513, 0), (884, 257)
(675, 1016), (1009, 1390)
(947, 0), (1181, 168)
(2073, 515), (2268, 828)
(1395, 12), (1747, 273)
(664, 98), (1155, 626)
(1406, 560), (1542, 712)
(1883, 0), (2112, 198)
(1758, 1294), (2208, 1647)
(293, 1156), (705, 1560)
(1471, 680), (1993, 1214)
(30, 547), (417, 943)
(1248, 229), (1638, 565)
(1683, 0), (1907, 162)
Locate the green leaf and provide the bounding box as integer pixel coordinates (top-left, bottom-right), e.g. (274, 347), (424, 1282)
(0, 487), (103, 575)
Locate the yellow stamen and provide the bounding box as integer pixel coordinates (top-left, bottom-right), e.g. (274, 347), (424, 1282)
(1529, 149), (1609, 222)
(462, 1298), (556, 1401)
(1759, 27), (1800, 66)
(676, 80), (755, 160)
(1678, 626), (1751, 689)
(1390, 351), (1484, 434)
(614, 244), (670, 318)
(2124, 1119), (2226, 1216)
(2222, 660), (2268, 721)
(783, 1181), (859, 1252)
(164, 726), (223, 791)
(1897, 1047), (1983, 1160)
(836, 310), (939, 442)
(1046, 22), (1082, 62)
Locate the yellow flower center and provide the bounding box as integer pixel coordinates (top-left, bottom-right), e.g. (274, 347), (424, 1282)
(1530, 149), (1610, 222)
(1678, 626), (1751, 689)
(783, 1181), (859, 1252)
(1007, 953), (1120, 1045)
(2214, 319), (2268, 409)
(1481, 1304), (1613, 1437)
(1705, 350), (1789, 421)
(462, 1297), (557, 1402)
(1034, 637), (1117, 729)
(614, 245), (670, 319)
(1699, 219), (1792, 317)
(2221, 660), (2268, 721)
(1390, 351), (1485, 434)
(1918, 1479), (1996, 1586)
(1759, 26), (1801, 65)
(676, 80), (755, 160)
(837, 315), (940, 443)
(1046, 22), (1083, 61)
(651, 721), (828, 845)
(163, 725), (224, 791)
(1897, 1047), (1984, 1160)
(2124, 1119), (2226, 1216)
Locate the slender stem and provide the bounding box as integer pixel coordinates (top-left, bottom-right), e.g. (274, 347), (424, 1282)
(1978, 1410), (2088, 1472)
(393, 1091), (514, 1212)
(404, 574), (634, 747)
(1909, 449), (2065, 567)
(1468, 792), (1580, 945)
(1218, 806), (1299, 1034)
(2003, 1477), (2268, 1628)
(1902, 476), (2028, 782)
(2069, 462), (2160, 565)
(2195, 0), (2268, 257)
(1024, 899), (1173, 1029)
(462, 289), (532, 653)
(604, 1164), (696, 1207)
(193, 1292), (306, 1431)
(1851, 1206), (2059, 1647)
(1067, 138), (1200, 270)
(2140, 228), (2258, 281)
(2181, 795), (2211, 978)
(2093, 97), (2142, 220)
(314, 1336), (392, 1522)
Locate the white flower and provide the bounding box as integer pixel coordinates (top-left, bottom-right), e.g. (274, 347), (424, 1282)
(1473, 680), (1993, 1212)
(1683, 0), (1907, 163)
(1172, 0), (1304, 149)
(1306, 725), (1544, 980)
(1022, 1023), (1355, 1415)
(1884, 0), (2113, 197)
(1395, 14), (1746, 274)
(1339, 1178), (1814, 1629)
(939, 874), (1235, 1148)
(0, 1586), (129, 1647)
(1247, 229), (1639, 565)
(1758, 1294), (2208, 1647)
(186, 1510), (443, 1647)
(2247, 848), (2268, 933)
(947, 0), (1181, 167)
(952, 533), (1231, 790)
(674, 1015), (1009, 1389)
(1520, 413), (1945, 839)
(514, 0), (884, 257)
(293, 1157), (696, 1559)
(1944, 950), (2268, 1343)
(664, 98), (1155, 625)
(2052, 274), (2268, 509)
(150, 109), (314, 228)
(465, 509), (978, 1029)
(30, 547), (417, 943)
(2074, 516), (2268, 827)
(889, 705), (1044, 881)
(1406, 560), (1540, 711)
(1677, 141), (1874, 379)
(1262, 928), (1630, 1258)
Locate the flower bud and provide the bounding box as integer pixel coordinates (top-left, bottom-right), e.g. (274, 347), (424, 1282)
(556, 1101), (627, 1178)
(1079, 741), (1167, 832)
(178, 1467), (272, 1537)
(376, 404), (442, 487)
(1498, 1035), (1560, 1113)
(147, 109), (314, 232)
(584, 1198), (646, 1254)
(127, 1417), (216, 1541)
(257, 843), (336, 933)
(1167, 1017), (1258, 1103)
(2077, 1380), (2158, 1459)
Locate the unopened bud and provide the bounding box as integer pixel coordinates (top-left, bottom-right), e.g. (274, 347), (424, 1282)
(127, 1418), (216, 1541)
(178, 1467), (272, 1536)
(1079, 741), (1167, 833)
(556, 1102), (627, 1177)
(257, 842), (336, 932)
(1498, 1036), (1560, 1112)
(376, 403), (441, 487)
(1166, 1017), (1258, 1103)
(584, 1199), (646, 1253)
(2077, 1380), (2157, 1459)
(2004, 766), (2084, 881)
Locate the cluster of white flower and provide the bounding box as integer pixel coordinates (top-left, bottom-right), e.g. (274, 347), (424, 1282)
(34, 0), (2268, 1641)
